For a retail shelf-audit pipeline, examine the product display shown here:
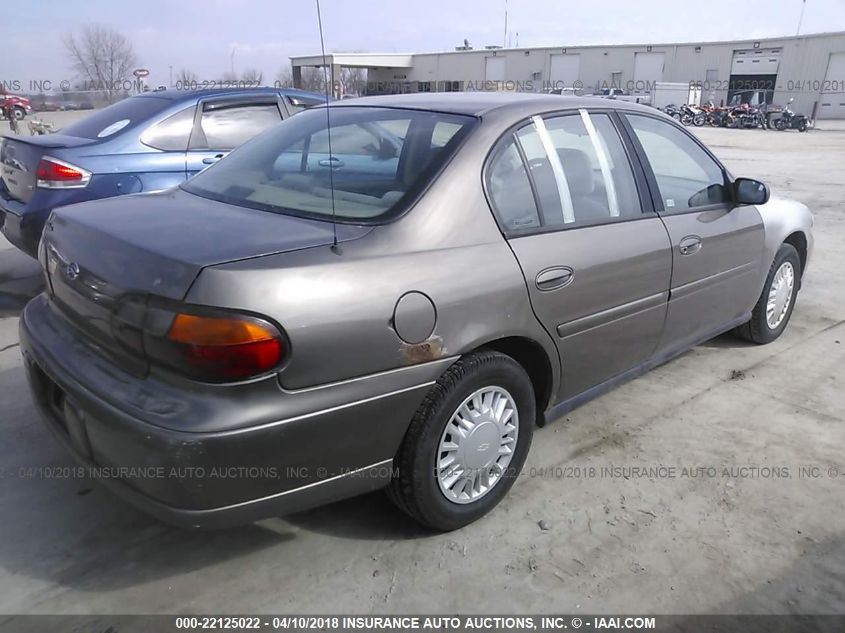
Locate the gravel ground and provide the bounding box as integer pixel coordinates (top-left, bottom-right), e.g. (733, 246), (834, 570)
(0, 111), (843, 617)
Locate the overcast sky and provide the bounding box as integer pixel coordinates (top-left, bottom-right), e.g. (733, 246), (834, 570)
(4, 0), (845, 88)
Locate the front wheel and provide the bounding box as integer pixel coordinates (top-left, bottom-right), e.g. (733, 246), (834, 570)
(693, 113), (706, 126)
(735, 243), (801, 344)
(387, 350), (535, 530)
(774, 118), (787, 131)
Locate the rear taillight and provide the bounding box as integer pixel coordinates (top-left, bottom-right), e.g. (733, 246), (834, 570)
(36, 157), (91, 189)
(143, 309), (285, 382)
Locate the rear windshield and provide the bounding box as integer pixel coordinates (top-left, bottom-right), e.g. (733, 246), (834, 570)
(60, 96), (170, 140)
(181, 106), (477, 222)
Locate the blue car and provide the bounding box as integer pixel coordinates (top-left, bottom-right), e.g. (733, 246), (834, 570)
(0, 87), (326, 257)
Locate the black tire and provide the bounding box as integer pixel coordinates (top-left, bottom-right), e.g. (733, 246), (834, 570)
(12, 107), (26, 121)
(798, 119), (808, 132)
(735, 243), (801, 344)
(774, 118), (787, 131)
(387, 350), (535, 531)
(693, 113), (706, 126)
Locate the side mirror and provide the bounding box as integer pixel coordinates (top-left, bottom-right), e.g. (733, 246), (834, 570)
(734, 178), (770, 205)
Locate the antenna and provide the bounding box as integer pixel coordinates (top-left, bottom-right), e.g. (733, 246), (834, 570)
(316, 0), (339, 250)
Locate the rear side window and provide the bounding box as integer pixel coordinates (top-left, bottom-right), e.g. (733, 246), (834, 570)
(487, 139), (541, 231)
(60, 96), (170, 140)
(197, 103), (283, 150)
(626, 114), (729, 212)
(182, 106), (476, 221)
(140, 106), (195, 151)
(487, 110), (640, 233)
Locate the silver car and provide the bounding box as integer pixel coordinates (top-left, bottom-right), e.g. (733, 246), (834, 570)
(19, 93), (813, 530)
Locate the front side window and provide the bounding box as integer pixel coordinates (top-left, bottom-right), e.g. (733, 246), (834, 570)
(182, 106), (476, 221)
(286, 95), (325, 114)
(198, 103), (283, 150)
(626, 114), (729, 212)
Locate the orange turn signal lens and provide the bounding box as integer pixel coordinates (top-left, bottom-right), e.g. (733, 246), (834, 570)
(163, 312), (284, 381)
(168, 313), (277, 346)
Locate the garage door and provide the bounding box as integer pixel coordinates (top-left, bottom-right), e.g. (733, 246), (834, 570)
(819, 52), (845, 119)
(485, 56), (506, 83)
(634, 53), (665, 92)
(549, 54), (580, 88)
(731, 48), (782, 75)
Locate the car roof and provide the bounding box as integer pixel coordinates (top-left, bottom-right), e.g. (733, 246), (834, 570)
(135, 87), (327, 102)
(332, 92), (657, 117)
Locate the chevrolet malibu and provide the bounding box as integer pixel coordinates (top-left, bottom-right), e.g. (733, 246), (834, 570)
(19, 93), (813, 530)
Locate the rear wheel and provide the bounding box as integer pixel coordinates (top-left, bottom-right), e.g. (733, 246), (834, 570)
(387, 350), (535, 530)
(735, 243), (801, 344)
(12, 107), (26, 121)
(798, 119), (808, 132)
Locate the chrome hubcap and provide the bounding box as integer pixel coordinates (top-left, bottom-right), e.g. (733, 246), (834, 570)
(766, 262), (795, 329)
(436, 386), (519, 504)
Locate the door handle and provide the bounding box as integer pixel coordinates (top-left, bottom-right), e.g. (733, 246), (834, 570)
(318, 156), (344, 168)
(536, 266), (574, 291)
(679, 235), (702, 256)
(202, 154), (225, 165)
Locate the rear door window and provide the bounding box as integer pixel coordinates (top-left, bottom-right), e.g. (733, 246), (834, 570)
(196, 102), (283, 151)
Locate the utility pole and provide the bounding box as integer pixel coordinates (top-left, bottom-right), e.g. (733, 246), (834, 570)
(503, 0), (508, 48)
(169, 65), (173, 87)
(231, 46), (236, 76)
(796, 0), (806, 36)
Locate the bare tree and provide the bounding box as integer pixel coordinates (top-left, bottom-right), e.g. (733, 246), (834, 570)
(177, 68), (198, 88)
(241, 68), (264, 85)
(339, 67), (367, 96)
(275, 67), (294, 88)
(299, 67), (329, 92)
(64, 25), (138, 103)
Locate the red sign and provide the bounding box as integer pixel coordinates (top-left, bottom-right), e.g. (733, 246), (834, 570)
(133, 68), (150, 78)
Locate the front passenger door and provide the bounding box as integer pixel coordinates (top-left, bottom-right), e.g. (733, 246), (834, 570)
(622, 114), (765, 353)
(487, 110), (672, 401)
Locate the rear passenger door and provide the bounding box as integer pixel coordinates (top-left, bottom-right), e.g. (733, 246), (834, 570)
(486, 109), (672, 400)
(186, 96), (284, 177)
(621, 113), (765, 352)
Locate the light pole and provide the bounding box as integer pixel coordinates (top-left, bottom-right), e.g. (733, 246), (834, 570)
(169, 65), (173, 87)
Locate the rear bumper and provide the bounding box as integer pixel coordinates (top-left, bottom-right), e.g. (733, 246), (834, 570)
(0, 195), (44, 258)
(20, 294), (451, 528)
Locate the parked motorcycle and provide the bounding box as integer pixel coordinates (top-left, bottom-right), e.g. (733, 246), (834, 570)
(773, 98), (809, 132)
(725, 103), (767, 129)
(679, 104), (706, 126)
(662, 104), (682, 121)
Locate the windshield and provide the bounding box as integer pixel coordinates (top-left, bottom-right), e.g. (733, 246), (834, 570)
(182, 106), (477, 222)
(60, 96), (171, 140)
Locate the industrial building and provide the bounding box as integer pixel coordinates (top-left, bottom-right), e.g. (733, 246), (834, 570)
(290, 30), (845, 118)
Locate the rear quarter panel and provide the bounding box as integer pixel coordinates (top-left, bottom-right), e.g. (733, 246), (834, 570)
(185, 121), (560, 394)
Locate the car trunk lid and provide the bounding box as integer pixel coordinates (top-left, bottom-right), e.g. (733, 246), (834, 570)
(42, 187), (370, 374)
(1, 134), (93, 203)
